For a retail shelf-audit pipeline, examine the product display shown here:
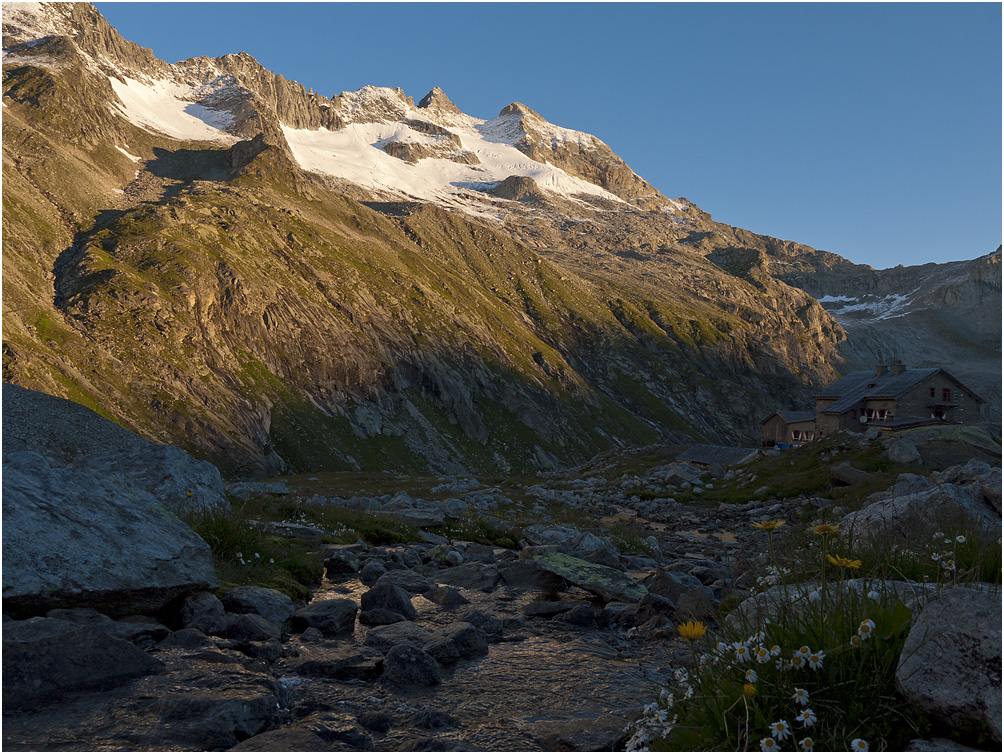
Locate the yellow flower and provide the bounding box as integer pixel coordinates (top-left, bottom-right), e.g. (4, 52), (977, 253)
(826, 554), (862, 569)
(678, 620), (707, 641)
(752, 520), (786, 531)
(812, 523), (839, 535)
(743, 683), (757, 697)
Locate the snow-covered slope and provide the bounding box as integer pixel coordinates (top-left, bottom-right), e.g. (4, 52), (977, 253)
(281, 97), (627, 209)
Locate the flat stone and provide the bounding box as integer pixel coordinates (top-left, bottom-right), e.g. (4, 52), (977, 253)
(530, 552), (647, 603)
(285, 644), (385, 681)
(3, 617), (166, 710)
(435, 563), (500, 592)
(363, 622), (432, 652)
(374, 570), (434, 595)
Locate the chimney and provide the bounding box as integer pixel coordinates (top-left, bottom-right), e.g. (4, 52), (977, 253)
(891, 361), (906, 376)
(875, 365), (888, 377)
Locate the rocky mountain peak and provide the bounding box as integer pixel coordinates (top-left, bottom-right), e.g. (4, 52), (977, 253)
(418, 86), (461, 115)
(498, 101), (542, 120)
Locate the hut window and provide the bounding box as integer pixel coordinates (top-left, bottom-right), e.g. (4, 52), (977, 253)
(929, 387), (935, 398)
(942, 388), (951, 402)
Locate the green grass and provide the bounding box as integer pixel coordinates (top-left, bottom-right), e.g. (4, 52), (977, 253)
(183, 494), (423, 598)
(627, 506), (1001, 751)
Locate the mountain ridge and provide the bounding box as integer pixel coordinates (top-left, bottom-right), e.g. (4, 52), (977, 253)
(3, 2), (998, 478)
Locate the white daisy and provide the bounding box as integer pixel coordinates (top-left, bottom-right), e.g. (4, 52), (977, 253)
(792, 687), (810, 706)
(850, 738), (869, 752)
(808, 650), (825, 670)
(796, 708), (817, 727)
(768, 719), (791, 741)
(799, 736), (815, 752)
(760, 737), (780, 753)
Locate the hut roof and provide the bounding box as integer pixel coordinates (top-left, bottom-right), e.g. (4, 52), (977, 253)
(676, 444), (761, 466)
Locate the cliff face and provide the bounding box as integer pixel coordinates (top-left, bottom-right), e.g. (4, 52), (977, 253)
(3, 3), (997, 477)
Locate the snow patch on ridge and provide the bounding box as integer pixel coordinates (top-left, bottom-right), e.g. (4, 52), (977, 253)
(108, 76), (237, 143)
(816, 291), (920, 323)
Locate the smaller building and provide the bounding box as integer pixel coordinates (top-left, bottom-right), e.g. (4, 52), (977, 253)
(760, 410), (816, 447)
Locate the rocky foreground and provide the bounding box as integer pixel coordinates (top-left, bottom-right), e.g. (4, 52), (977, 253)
(3, 385), (1002, 751)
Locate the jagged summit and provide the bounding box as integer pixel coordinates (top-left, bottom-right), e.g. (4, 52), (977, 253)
(418, 86), (461, 115)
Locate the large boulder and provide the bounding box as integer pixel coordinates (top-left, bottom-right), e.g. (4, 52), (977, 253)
(3, 616), (166, 710)
(840, 472), (1001, 546)
(2, 451), (219, 618)
(896, 587), (1002, 745)
(2, 384), (227, 513)
(360, 582), (417, 620)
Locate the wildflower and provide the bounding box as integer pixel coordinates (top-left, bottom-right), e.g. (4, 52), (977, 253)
(794, 646), (811, 658)
(770, 644), (781, 656)
(755, 645), (771, 664)
(955, 534), (966, 544)
(715, 641), (730, 655)
(760, 737), (780, 753)
(812, 523), (839, 535)
(942, 559), (956, 572)
(808, 590), (821, 603)
(753, 519), (785, 531)
(808, 650), (825, 670)
(790, 655), (805, 670)
(735, 644), (751, 662)
(850, 738), (869, 752)
(826, 554), (862, 569)
(678, 620), (707, 641)
(186, 492), (193, 497)
(254, 553), (260, 559)
(867, 590), (880, 601)
(683, 685), (695, 700)
(930, 552), (942, 561)
(269, 557), (275, 564)
(792, 687), (810, 706)
(795, 708), (817, 727)
(850, 635), (863, 648)
(799, 737), (815, 752)
(673, 668), (689, 684)
(743, 683), (757, 697)
(932, 531), (945, 540)
(768, 719), (792, 741)
(749, 630), (766, 643)
(746, 668), (758, 683)
(858, 619), (876, 639)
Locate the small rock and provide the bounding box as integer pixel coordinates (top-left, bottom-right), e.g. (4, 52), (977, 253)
(293, 598), (358, 636)
(361, 583), (417, 620)
(221, 586), (295, 629)
(422, 585), (470, 609)
(383, 644), (441, 687)
(360, 609), (408, 626)
(364, 622), (432, 652)
(359, 559), (388, 586)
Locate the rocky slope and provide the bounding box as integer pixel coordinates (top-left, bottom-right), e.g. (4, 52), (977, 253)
(2, 3), (998, 477)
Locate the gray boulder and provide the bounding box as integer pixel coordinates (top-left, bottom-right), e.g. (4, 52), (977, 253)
(422, 585), (470, 609)
(359, 608), (408, 626)
(364, 621), (432, 652)
(841, 478), (1001, 546)
(3, 383), (227, 514)
(435, 563), (500, 592)
(226, 614), (281, 643)
(360, 583), (417, 620)
(374, 570), (434, 595)
(2, 451), (218, 618)
(897, 587), (1002, 745)
(528, 551), (646, 603)
(221, 587), (295, 628)
(43, 608), (170, 648)
(359, 559), (388, 586)
(180, 592), (230, 635)
(884, 437), (922, 465)
(292, 599), (357, 636)
(383, 644), (441, 687)
(3, 616), (166, 710)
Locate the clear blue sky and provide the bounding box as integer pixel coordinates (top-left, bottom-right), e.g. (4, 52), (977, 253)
(94, 2), (1001, 269)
